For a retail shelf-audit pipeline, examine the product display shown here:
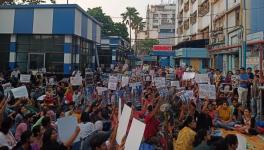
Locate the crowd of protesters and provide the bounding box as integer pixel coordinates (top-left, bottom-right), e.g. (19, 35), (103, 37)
(0, 64), (264, 150)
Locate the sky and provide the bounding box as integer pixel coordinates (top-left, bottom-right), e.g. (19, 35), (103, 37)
(56, 0), (163, 22)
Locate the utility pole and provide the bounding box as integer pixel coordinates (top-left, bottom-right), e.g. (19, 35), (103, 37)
(67, 0), (69, 4)
(240, 0), (247, 67)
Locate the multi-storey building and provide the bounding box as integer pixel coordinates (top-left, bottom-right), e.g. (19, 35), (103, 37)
(137, 3), (176, 43)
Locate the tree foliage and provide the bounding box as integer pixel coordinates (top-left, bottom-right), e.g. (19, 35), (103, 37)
(138, 39), (159, 55)
(87, 7), (129, 40)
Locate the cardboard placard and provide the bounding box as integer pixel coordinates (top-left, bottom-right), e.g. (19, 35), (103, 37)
(70, 76), (82, 86)
(2, 82), (12, 96)
(154, 77), (166, 88)
(96, 87), (108, 95)
(11, 86), (28, 98)
(198, 84), (216, 99)
(182, 72), (195, 80)
(57, 116), (78, 143)
(20, 74), (31, 83)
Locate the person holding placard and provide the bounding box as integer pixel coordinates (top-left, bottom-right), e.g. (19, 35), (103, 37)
(41, 126), (80, 150)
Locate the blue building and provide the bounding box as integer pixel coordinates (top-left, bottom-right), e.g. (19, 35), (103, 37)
(0, 4), (101, 75)
(97, 36), (130, 71)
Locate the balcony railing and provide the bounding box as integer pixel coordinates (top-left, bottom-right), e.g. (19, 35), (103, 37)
(198, 0), (209, 17)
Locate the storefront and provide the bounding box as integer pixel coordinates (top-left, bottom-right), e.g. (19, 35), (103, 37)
(0, 4), (101, 75)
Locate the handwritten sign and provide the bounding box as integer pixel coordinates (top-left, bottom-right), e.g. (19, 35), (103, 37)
(198, 84), (216, 99)
(2, 82), (12, 96)
(158, 87), (169, 97)
(11, 86), (28, 98)
(70, 76), (82, 86)
(171, 81), (180, 87)
(182, 72), (195, 80)
(124, 118), (146, 150)
(195, 74), (210, 84)
(154, 77), (166, 88)
(20, 74), (31, 83)
(149, 70), (155, 76)
(96, 87), (108, 95)
(180, 90), (194, 103)
(121, 76), (129, 87)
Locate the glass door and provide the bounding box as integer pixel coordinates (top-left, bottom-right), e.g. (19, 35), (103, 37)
(28, 53), (45, 71)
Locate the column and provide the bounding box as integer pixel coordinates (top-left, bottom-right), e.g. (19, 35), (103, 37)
(228, 55), (232, 71)
(232, 55), (235, 71)
(75, 37), (80, 67)
(64, 35), (72, 75)
(112, 49), (116, 65)
(9, 35), (16, 70)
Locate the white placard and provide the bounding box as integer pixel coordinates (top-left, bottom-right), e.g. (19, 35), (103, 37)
(11, 86), (28, 98)
(198, 84), (216, 99)
(195, 74), (210, 84)
(118, 98), (122, 120)
(96, 87), (108, 96)
(109, 76), (118, 83)
(124, 118), (146, 150)
(236, 134), (247, 150)
(20, 74), (31, 83)
(70, 76), (82, 86)
(57, 116), (78, 143)
(154, 77), (166, 88)
(180, 90), (194, 102)
(171, 81), (180, 87)
(116, 104), (132, 145)
(182, 72), (195, 80)
(108, 82), (117, 90)
(2, 82), (12, 96)
(143, 65), (149, 71)
(37, 95), (46, 101)
(149, 70), (155, 76)
(145, 75), (152, 82)
(121, 76), (129, 87)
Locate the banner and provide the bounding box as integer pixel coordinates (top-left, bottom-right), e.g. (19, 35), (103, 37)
(108, 76), (118, 90)
(182, 72), (195, 80)
(195, 74), (210, 84)
(11, 86), (28, 98)
(198, 84), (216, 99)
(70, 76), (82, 86)
(20, 74), (31, 83)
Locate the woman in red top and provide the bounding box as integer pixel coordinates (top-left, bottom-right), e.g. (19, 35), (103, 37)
(44, 88), (55, 106)
(64, 85), (73, 104)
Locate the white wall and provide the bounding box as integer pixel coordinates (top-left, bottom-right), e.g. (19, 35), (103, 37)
(33, 9), (53, 34)
(0, 9), (15, 33)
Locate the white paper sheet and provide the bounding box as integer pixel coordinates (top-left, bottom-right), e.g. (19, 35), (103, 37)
(182, 72), (195, 80)
(236, 134), (247, 150)
(116, 104), (132, 145)
(124, 118), (146, 150)
(118, 98), (122, 120)
(70, 76), (82, 86)
(11, 86), (28, 98)
(171, 81), (180, 87)
(20, 74), (31, 83)
(57, 116), (78, 143)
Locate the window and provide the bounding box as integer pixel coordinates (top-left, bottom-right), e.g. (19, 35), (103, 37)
(153, 20), (159, 23)
(153, 14), (159, 18)
(152, 25), (158, 28)
(161, 14), (167, 18)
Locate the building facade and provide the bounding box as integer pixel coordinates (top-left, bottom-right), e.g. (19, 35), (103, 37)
(97, 36), (130, 71)
(158, 24), (175, 45)
(0, 4), (101, 75)
(137, 3), (176, 40)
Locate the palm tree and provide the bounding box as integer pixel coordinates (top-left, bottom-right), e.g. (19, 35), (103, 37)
(121, 7), (140, 50)
(131, 16), (144, 55)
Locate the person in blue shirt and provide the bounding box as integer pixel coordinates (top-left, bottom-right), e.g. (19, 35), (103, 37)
(238, 67), (249, 108)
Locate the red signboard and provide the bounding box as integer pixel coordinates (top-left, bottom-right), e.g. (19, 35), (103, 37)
(152, 45), (172, 51)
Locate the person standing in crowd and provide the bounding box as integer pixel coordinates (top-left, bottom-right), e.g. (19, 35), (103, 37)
(193, 129), (211, 150)
(0, 117), (16, 149)
(238, 67), (249, 108)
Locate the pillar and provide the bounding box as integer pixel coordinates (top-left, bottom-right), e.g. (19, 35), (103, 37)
(64, 35), (72, 75)
(9, 35), (16, 70)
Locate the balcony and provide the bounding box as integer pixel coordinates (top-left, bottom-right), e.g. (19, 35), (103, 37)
(184, 0), (189, 12)
(198, 0), (209, 17)
(190, 11), (197, 25)
(177, 25), (184, 34)
(210, 0), (219, 5)
(184, 19), (190, 30)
